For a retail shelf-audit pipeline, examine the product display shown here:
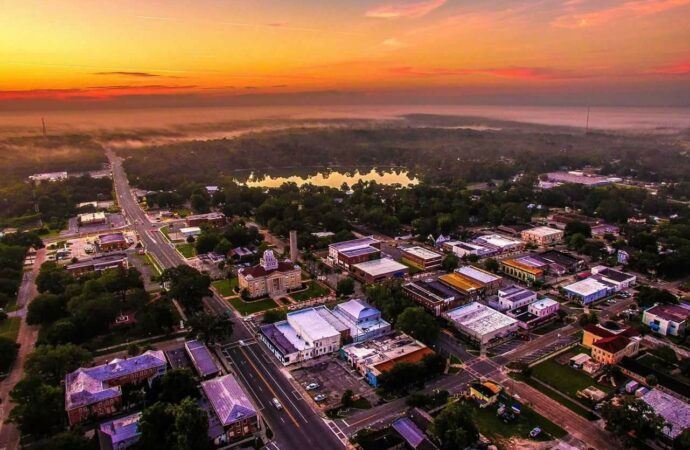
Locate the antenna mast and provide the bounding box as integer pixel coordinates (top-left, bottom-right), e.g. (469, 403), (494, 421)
(585, 106), (590, 134)
(42, 117), (47, 137)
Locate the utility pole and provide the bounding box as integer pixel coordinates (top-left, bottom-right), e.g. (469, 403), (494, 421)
(585, 106), (590, 135)
(41, 117), (47, 137)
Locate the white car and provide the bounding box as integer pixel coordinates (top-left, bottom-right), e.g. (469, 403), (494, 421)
(306, 383), (319, 391)
(272, 398), (283, 409)
(314, 394), (327, 402)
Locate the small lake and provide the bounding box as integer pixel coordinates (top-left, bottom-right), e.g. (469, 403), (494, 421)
(242, 169), (419, 188)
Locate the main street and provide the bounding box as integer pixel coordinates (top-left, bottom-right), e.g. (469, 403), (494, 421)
(108, 151), (344, 450)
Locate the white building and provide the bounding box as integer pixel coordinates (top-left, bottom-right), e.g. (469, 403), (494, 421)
(180, 227), (202, 238)
(259, 300), (389, 365)
(445, 302), (518, 345)
(496, 285), (537, 311)
(331, 299), (392, 343)
(447, 241), (494, 259)
(591, 266), (636, 290)
(351, 258), (408, 283)
(562, 277), (612, 305)
(29, 171), (68, 184)
(528, 298), (560, 318)
(471, 234), (524, 255)
(642, 304), (690, 336)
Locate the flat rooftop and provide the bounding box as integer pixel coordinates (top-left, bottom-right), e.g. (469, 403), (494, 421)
(401, 246), (443, 261)
(352, 258), (408, 276)
(530, 298), (559, 311)
(643, 389), (690, 439)
(404, 279), (463, 303)
(501, 258), (544, 275)
(563, 278), (610, 297)
(288, 307), (341, 341)
(446, 302), (517, 336)
(341, 246), (380, 258)
(330, 237), (380, 252)
(184, 340), (220, 377)
(473, 234), (522, 249)
(522, 226), (563, 237)
(456, 266), (502, 284)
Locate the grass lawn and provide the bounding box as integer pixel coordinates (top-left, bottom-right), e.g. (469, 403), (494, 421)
(176, 243), (196, 258)
(471, 401), (567, 442)
(0, 317), (21, 341)
(450, 354), (462, 365)
(523, 378), (598, 419)
(352, 397), (372, 409)
(212, 278), (238, 297)
(531, 358), (612, 399)
(228, 297), (278, 316)
(291, 281), (330, 301)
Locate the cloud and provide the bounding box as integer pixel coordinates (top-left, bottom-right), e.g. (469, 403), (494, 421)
(552, 0), (690, 28)
(389, 65), (584, 80)
(0, 85), (197, 100)
(649, 60), (690, 74)
(94, 71), (161, 78)
(366, 0), (446, 19)
(382, 38), (407, 49)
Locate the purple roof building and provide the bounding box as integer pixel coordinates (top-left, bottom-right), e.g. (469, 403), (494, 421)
(98, 412), (142, 450)
(65, 350), (167, 425)
(201, 374), (260, 442)
(185, 340), (221, 378)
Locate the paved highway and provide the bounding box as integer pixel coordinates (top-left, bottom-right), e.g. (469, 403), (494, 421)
(108, 151), (343, 450)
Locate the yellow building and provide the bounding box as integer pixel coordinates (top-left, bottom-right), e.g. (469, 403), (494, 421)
(582, 324), (641, 364)
(499, 259), (544, 284)
(470, 381), (502, 407)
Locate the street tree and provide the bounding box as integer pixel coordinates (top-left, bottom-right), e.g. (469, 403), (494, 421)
(24, 343), (92, 385)
(162, 265), (211, 312)
(187, 312), (233, 344)
(396, 307), (440, 344)
(430, 402), (479, 450)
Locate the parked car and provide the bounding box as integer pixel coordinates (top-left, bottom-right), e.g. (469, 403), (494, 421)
(314, 394), (327, 402)
(306, 383), (319, 391)
(272, 398), (283, 409)
(529, 427), (542, 438)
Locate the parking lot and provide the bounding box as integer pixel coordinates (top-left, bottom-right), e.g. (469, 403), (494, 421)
(290, 355), (375, 410)
(512, 336), (579, 366)
(490, 339), (527, 356)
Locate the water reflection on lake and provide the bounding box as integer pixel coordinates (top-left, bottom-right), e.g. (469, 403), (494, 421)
(242, 169), (419, 188)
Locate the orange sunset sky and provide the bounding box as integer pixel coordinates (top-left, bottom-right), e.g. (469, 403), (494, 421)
(1, 0), (689, 108)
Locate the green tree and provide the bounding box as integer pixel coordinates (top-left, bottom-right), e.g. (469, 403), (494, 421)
(601, 397), (666, 446)
(187, 312), (233, 344)
(341, 389), (354, 407)
(162, 265), (211, 312)
(483, 258), (499, 273)
(24, 343), (92, 385)
(262, 309), (287, 324)
(636, 286), (678, 308)
(32, 431), (93, 450)
(8, 375), (65, 436)
(27, 293), (67, 325)
(430, 402), (479, 450)
(172, 397), (213, 450)
(0, 336), (19, 371)
(35, 262), (72, 294)
(396, 307), (440, 344)
(442, 254), (459, 271)
(565, 221), (592, 238)
(154, 369), (200, 404)
(336, 277), (355, 297)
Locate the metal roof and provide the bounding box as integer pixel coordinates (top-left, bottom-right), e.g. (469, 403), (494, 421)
(201, 374), (257, 427)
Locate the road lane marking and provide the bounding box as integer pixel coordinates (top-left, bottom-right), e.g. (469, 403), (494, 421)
(243, 344), (310, 424)
(238, 346), (301, 428)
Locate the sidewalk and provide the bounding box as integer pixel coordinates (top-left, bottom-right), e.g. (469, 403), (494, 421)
(0, 248), (46, 450)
